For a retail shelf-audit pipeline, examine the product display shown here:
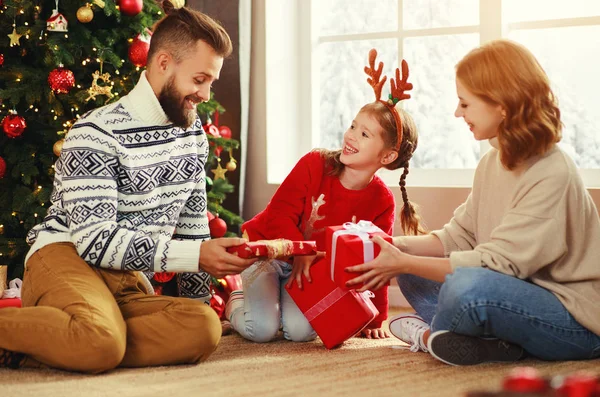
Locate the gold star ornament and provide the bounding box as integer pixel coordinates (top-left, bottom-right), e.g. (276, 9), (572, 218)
(8, 28), (22, 47)
(211, 162), (228, 180)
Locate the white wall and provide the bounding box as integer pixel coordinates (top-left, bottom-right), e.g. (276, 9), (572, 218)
(244, 0), (600, 307)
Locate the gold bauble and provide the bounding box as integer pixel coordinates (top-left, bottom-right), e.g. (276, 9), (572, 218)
(171, 0), (185, 8)
(77, 5), (94, 23)
(53, 139), (65, 157)
(226, 160), (237, 172)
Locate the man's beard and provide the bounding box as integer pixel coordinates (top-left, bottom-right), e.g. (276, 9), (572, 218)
(158, 77), (197, 129)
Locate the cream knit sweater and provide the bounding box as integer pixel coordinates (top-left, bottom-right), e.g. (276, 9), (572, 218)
(433, 138), (600, 336)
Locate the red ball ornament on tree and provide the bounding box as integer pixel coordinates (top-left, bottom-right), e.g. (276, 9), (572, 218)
(0, 156), (6, 179)
(128, 31), (151, 67)
(207, 211), (215, 222)
(119, 0), (143, 16)
(204, 123), (220, 138)
(0, 54), (4, 67)
(204, 123), (223, 157)
(2, 111), (27, 138)
(48, 65), (75, 94)
(219, 125), (232, 139)
(209, 216), (227, 238)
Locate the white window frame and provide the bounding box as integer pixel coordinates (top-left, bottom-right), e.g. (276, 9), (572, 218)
(265, 0), (600, 187)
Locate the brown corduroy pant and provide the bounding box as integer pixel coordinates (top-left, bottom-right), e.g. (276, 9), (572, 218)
(0, 242), (221, 373)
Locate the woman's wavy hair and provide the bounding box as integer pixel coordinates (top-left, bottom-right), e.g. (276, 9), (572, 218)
(456, 39), (562, 170)
(317, 102), (426, 236)
(148, 0), (233, 64)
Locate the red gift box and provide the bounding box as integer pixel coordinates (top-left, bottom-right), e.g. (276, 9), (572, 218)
(326, 221), (393, 290)
(0, 298), (22, 309)
(227, 239), (317, 259)
(286, 258), (379, 349)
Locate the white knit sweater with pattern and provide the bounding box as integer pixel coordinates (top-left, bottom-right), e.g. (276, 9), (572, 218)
(26, 72), (209, 274)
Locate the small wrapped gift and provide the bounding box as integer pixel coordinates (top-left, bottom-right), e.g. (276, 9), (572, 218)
(326, 221), (393, 290)
(287, 258), (378, 349)
(0, 298), (21, 309)
(227, 239), (317, 259)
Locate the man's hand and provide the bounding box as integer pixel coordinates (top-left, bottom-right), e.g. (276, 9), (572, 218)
(285, 251), (325, 290)
(199, 238), (257, 278)
(358, 327), (390, 339)
(345, 236), (408, 292)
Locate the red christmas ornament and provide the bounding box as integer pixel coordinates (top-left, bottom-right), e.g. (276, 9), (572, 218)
(0, 54), (4, 67)
(48, 65), (75, 94)
(207, 211), (215, 222)
(204, 123), (223, 157)
(204, 123), (220, 138)
(119, 0), (143, 16)
(210, 294), (225, 319)
(219, 125), (232, 139)
(2, 111), (27, 138)
(153, 272), (175, 283)
(128, 31), (151, 67)
(0, 156), (6, 179)
(502, 367), (548, 393)
(209, 216), (227, 238)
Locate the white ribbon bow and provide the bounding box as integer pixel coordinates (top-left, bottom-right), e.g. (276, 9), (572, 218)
(2, 278), (22, 299)
(330, 220), (383, 280)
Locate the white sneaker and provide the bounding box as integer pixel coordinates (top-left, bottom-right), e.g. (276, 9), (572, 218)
(389, 313), (430, 352)
(225, 290), (244, 322)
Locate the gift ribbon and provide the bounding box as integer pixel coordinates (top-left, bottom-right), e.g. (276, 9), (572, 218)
(2, 278), (22, 299)
(330, 221), (383, 280)
(304, 288), (375, 322)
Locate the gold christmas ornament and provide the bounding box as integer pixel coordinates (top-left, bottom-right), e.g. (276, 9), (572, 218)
(86, 70), (114, 104)
(225, 148), (237, 171)
(53, 139), (65, 156)
(77, 4), (94, 23)
(212, 161), (227, 180)
(226, 160), (237, 172)
(8, 28), (22, 47)
(171, 0), (185, 8)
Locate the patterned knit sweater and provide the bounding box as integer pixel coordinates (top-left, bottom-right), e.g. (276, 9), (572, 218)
(26, 71), (209, 275)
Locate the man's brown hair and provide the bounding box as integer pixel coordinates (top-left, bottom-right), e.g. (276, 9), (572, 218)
(148, 0), (233, 63)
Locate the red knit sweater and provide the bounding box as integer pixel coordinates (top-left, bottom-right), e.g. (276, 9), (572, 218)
(243, 151), (395, 327)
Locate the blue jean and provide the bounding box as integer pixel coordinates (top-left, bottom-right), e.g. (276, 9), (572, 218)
(397, 267), (600, 361)
(230, 259), (317, 343)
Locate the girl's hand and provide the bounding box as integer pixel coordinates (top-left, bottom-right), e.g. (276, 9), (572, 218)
(359, 327), (390, 339)
(345, 235), (408, 292)
(285, 252), (324, 290)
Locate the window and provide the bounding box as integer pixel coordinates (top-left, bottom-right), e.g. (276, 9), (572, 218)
(265, 0), (600, 187)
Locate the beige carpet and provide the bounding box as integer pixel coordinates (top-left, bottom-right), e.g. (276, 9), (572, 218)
(1, 317), (598, 397)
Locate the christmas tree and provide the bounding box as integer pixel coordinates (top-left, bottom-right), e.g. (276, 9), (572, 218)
(0, 0), (242, 282)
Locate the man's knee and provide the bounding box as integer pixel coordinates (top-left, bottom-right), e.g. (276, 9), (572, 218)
(183, 302), (222, 363)
(65, 326), (126, 373)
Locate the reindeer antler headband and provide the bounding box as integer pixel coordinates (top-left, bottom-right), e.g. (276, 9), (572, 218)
(364, 49), (413, 150)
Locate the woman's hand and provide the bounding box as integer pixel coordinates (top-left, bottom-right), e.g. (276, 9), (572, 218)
(285, 252), (324, 290)
(345, 235), (409, 291)
(358, 327), (390, 339)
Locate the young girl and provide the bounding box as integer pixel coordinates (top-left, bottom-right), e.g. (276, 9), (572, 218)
(225, 49), (425, 343)
(346, 39), (600, 365)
